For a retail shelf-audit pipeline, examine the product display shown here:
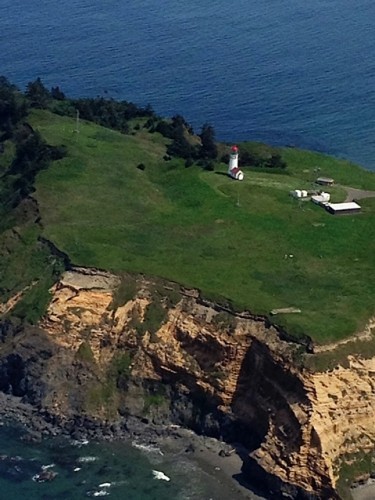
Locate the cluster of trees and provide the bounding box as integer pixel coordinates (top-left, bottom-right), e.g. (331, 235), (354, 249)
(8, 126), (66, 205)
(3, 125), (66, 209)
(24, 77), (155, 134)
(0, 77), (66, 209)
(0, 77), (28, 140)
(146, 114), (196, 160)
(145, 115), (218, 168)
(70, 98), (154, 134)
(19, 77), (220, 168)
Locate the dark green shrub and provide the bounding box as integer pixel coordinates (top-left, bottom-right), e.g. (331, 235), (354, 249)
(76, 341), (95, 363)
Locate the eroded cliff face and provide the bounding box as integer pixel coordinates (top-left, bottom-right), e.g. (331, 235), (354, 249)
(311, 358), (375, 477)
(2, 267), (375, 499)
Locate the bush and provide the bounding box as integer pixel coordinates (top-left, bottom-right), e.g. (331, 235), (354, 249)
(204, 161), (215, 171)
(265, 153), (287, 169)
(211, 311), (236, 334)
(76, 341), (95, 363)
(110, 275), (138, 310)
(143, 393), (165, 414)
(143, 300), (167, 335)
(108, 352), (133, 389)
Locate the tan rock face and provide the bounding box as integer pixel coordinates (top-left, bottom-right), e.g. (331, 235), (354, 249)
(39, 268), (375, 498)
(311, 358), (375, 483)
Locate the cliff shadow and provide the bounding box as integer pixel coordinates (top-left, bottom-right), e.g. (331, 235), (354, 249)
(226, 338), (312, 498)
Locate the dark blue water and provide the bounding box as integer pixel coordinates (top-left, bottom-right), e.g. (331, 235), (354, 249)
(1, 0), (375, 169)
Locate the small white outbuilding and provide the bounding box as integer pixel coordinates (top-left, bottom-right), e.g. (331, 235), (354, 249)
(311, 192), (330, 205)
(229, 167), (244, 181)
(290, 189), (308, 199)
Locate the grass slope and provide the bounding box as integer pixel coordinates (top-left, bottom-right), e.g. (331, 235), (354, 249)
(32, 110), (375, 343)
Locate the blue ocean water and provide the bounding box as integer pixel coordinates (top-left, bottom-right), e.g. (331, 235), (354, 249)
(1, 0), (375, 170)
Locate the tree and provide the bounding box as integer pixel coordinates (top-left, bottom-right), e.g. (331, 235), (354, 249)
(51, 85), (65, 100)
(0, 77), (27, 137)
(199, 123), (217, 160)
(25, 77), (50, 108)
(265, 154), (287, 169)
(166, 133), (195, 159)
(238, 150), (258, 167)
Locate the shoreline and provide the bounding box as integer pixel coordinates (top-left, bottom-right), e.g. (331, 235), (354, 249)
(0, 392), (264, 499)
(0, 383), (371, 499)
(189, 443), (265, 499)
(146, 429), (265, 500)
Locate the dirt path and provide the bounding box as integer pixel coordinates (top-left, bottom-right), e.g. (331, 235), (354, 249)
(314, 316), (375, 353)
(341, 186), (375, 202)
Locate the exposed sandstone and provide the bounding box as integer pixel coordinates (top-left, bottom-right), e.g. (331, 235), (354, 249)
(3, 267), (374, 498)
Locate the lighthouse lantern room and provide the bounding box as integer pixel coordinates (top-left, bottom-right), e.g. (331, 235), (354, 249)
(228, 145), (244, 181)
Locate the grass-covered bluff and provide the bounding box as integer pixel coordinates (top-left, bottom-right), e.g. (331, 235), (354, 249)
(28, 109), (375, 344)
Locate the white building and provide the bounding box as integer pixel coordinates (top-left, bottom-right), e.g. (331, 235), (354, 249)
(325, 202), (361, 215)
(311, 192), (330, 204)
(316, 176), (334, 186)
(290, 189), (308, 199)
(228, 145), (244, 181)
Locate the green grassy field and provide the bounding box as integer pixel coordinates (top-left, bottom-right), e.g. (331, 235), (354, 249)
(31, 110), (375, 343)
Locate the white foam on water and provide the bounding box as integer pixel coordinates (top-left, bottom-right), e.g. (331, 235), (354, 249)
(98, 482), (111, 488)
(132, 441), (164, 456)
(92, 491), (110, 497)
(110, 480), (128, 487)
(41, 463), (55, 470)
(71, 439), (89, 447)
(78, 456), (98, 463)
(152, 470), (170, 482)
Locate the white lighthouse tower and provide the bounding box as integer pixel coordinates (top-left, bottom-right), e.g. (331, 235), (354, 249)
(228, 145), (244, 180)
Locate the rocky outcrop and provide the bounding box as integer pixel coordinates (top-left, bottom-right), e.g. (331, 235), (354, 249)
(1, 267), (374, 499)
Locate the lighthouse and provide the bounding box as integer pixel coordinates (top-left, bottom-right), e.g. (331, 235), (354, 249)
(228, 145), (244, 181)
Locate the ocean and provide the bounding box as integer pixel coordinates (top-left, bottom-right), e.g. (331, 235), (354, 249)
(0, 1), (374, 497)
(1, 0), (375, 170)
(0, 424), (258, 499)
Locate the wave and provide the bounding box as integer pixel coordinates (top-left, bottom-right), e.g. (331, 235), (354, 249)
(86, 490), (110, 497)
(71, 439), (89, 447)
(152, 469), (170, 482)
(41, 463), (55, 470)
(78, 456), (98, 463)
(132, 441), (164, 456)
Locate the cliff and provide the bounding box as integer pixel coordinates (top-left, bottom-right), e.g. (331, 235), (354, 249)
(1, 267), (374, 498)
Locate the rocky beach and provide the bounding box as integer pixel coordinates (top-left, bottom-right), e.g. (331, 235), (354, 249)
(0, 391), (264, 499)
